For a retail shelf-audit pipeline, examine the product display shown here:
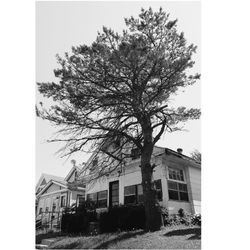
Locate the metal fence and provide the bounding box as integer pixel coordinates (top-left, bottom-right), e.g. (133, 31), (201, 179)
(36, 211), (63, 233)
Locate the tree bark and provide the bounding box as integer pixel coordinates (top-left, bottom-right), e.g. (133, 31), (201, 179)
(140, 124), (163, 231)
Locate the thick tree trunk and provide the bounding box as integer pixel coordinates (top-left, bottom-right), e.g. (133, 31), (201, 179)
(140, 125), (163, 231)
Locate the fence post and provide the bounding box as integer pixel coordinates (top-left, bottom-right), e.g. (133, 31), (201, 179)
(51, 211), (53, 230)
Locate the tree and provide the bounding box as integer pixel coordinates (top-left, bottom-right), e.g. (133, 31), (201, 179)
(190, 150), (201, 163)
(37, 7), (201, 231)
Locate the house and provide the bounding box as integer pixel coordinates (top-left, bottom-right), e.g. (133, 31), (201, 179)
(79, 146), (201, 215)
(36, 164), (86, 231)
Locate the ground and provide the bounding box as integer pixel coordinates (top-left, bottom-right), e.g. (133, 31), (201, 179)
(42, 225), (201, 249)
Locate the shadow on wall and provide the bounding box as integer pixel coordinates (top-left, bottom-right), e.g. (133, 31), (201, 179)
(164, 227), (201, 240)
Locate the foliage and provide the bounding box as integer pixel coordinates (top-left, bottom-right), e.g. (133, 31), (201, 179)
(61, 212), (89, 234)
(61, 202), (97, 234)
(190, 150), (201, 163)
(191, 214), (201, 226)
(178, 208), (185, 218)
(37, 7), (200, 231)
(36, 7), (200, 176)
(99, 204), (146, 232)
(162, 208), (201, 227)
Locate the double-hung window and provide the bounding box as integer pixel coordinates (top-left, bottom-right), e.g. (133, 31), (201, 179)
(87, 190), (107, 208)
(97, 190), (108, 208)
(124, 185), (137, 204)
(130, 148), (141, 160)
(168, 167), (189, 202)
(154, 179), (163, 201)
(60, 195), (66, 207)
(124, 180), (162, 205)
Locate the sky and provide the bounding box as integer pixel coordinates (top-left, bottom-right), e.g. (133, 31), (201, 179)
(36, 1), (201, 182)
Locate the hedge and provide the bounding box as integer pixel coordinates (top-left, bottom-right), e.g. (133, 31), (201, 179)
(99, 204), (145, 233)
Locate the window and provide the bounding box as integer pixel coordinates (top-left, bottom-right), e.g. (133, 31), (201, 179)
(109, 181), (119, 207)
(154, 179), (163, 201)
(87, 192), (98, 203)
(137, 184), (144, 203)
(87, 190), (108, 208)
(97, 190), (108, 208)
(60, 196), (66, 207)
(124, 185), (136, 204)
(124, 180), (162, 205)
(168, 168), (184, 181)
(168, 181), (189, 201)
(131, 148), (140, 160)
(45, 207), (49, 213)
(39, 208), (42, 214)
(77, 195), (85, 207)
(52, 203), (56, 212)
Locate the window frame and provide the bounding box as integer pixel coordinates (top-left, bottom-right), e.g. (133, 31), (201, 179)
(154, 179), (163, 202)
(168, 167), (185, 182)
(124, 185), (137, 205)
(124, 180), (162, 205)
(130, 148), (141, 160)
(39, 208), (43, 214)
(87, 190), (108, 208)
(60, 195), (66, 207)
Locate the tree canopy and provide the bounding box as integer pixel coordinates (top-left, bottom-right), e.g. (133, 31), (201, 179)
(37, 7), (200, 168)
(190, 149), (201, 163)
(37, 7), (201, 231)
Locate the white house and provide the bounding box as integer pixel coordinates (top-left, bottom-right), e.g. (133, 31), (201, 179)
(36, 165), (86, 231)
(79, 146), (201, 215)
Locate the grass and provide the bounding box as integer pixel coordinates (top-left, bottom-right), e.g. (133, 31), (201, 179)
(47, 225), (201, 249)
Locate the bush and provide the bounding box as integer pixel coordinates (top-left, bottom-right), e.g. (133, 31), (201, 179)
(178, 208), (185, 218)
(191, 214), (201, 226)
(162, 208), (197, 226)
(61, 212), (89, 234)
(61, 201), (97, 234)
(99, 204), (145, 233)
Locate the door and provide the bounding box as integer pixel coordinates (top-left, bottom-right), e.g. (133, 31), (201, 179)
(109, 181), (119, 207)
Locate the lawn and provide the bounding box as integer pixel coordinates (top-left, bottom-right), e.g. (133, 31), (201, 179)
(46, 225), (201, 249)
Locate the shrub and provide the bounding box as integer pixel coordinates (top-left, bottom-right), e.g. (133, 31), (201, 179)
(162, 208), (193, 226)
(61, 201), (97, 234)
(191, 214), (201, 226)
(178, 208), (185, 218)
(61, 211), (89, 234)
(99, 204), (145, 233)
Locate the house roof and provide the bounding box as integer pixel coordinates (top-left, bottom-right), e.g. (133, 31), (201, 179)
(64, 166), (81, 182)
(37, 179), (68, 197)
(36, 173), (64, 192)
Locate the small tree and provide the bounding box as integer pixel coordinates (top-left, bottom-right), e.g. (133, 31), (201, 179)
(190, 150), (201, 163)
(37, 7), (200, 231)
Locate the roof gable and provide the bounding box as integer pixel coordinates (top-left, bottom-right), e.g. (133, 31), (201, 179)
(36, 173), (64, 192)
(37, 179), (68, 196)
(64, 166), (80, 182)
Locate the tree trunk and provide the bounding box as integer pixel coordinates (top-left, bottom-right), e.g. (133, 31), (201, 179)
(140, 128), (163, 231)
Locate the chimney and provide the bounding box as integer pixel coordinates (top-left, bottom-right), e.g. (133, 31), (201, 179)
(71, 159), (76, 167)
(177, 148), (183, 154)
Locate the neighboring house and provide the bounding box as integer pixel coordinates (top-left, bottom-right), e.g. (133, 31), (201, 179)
(36, 165), (86, 231)
(36, 173), (65, 195)
(79, 146), (201, 215)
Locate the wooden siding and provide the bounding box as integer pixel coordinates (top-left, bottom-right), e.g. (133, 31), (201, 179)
(188, 166), (201, 214)
(67, 171), (75, 183)
(168, 200), (192, 214)
(83, 149), (201, 214)
(44, 183), (61, 194)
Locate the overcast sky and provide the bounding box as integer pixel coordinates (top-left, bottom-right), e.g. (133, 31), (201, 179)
(36, 1), (201, 182)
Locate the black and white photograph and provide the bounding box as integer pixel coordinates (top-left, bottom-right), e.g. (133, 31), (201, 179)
(3, 0), (250, 250)
(35, 1), (201, 249)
